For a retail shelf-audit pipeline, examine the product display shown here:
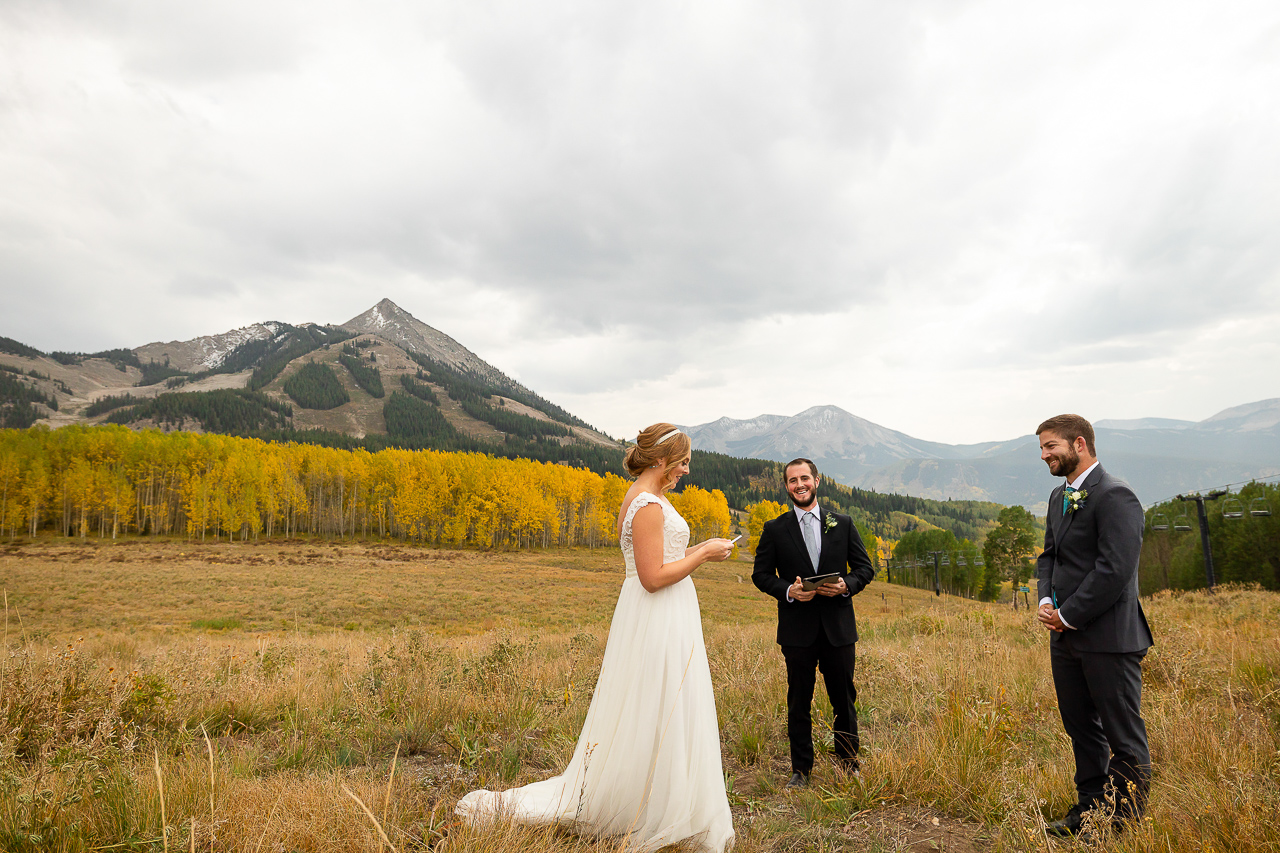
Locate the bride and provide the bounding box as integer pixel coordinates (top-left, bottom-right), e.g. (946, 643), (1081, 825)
(456, 423), (737, 851)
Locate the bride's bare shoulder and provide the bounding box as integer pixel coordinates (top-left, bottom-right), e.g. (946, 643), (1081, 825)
(616, 485), (661, 534)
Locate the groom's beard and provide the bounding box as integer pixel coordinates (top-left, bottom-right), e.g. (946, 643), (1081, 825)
(1045, 447), (1079, 478)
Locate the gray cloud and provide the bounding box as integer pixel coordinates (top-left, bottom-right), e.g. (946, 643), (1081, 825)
(168, 273), (238, 299)
(1, 0), (1278, 442)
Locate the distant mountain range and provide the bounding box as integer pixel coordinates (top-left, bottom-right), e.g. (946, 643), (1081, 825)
(6, 302), (1278, 516)
(683, 402), (1280, 512)
(0, 298), (617, 450)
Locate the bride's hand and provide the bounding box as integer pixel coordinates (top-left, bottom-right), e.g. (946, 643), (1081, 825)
(699, 539), (734, 563)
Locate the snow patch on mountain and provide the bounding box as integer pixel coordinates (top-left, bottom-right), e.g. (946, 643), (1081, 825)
(133, 323), (278, 373)
(342, 298), (509, 385)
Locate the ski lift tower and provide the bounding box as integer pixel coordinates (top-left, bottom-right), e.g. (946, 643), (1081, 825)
(1175, 490), (1228, 590)
(926, 550), (948, 597)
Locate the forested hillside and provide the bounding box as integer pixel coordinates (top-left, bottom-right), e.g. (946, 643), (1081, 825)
(246, 325), (354, 390)
(683, 455), (1003, 544)
(102, 390), (292, 433)
(0, 371), (59, 428)
(408, 352), (593, 430)
(283, 361), (350, 410)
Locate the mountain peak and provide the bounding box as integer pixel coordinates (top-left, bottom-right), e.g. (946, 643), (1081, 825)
(1198, 397), (1280, 432)
(341, 299), (507, 384)
(345, 298), (411, 331)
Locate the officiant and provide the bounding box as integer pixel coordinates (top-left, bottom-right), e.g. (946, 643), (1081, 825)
(751, 458), (876, 789)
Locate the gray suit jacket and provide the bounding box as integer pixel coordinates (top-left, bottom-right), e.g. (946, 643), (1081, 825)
(1036, 464), (1154, 653)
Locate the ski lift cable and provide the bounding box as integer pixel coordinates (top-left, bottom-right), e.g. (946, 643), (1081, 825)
(1144, 472), (1280, 510)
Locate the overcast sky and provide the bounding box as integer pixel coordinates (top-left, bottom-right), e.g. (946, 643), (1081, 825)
(2, 0), (1278, 444)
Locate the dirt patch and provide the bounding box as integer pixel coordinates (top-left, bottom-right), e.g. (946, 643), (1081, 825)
(845, 805), (995, 852)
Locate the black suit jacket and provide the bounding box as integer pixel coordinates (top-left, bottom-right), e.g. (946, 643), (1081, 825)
(1036, 464), (1154, 654)
(752, 506), (875, 647)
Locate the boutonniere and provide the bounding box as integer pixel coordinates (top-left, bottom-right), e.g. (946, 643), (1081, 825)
(1066, 489), (1088, 514)
(822, 512), (838, 534)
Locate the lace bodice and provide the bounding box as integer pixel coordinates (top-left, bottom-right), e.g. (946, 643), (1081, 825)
(620, 492), (690, 578)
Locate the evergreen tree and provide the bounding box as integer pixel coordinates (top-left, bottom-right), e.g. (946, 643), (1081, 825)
(338, 352), (385, 397)
(400, 373), (440, 404)
(85, 394), (139, 417)
(283, 361), (350, 410)
(0, 336), (43, 359)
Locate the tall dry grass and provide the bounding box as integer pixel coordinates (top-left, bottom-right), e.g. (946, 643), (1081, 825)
(0, 543), (1277, 851)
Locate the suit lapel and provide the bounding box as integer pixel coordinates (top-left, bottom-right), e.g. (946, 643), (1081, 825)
(1052, 483), (1072, 541)
(816, 507), (835, 572)
(1055, 464), (1106, 541)
(1084, 464), (1106, 491)
(784, 509), (808, 568)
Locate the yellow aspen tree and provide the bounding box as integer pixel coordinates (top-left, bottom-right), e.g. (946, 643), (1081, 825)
(0, 446), (23, 538)
(745, 500), (790, 555)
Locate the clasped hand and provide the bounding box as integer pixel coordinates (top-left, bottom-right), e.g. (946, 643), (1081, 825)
(1037, 603), (1066, 632)
(787, 576), (846, 601)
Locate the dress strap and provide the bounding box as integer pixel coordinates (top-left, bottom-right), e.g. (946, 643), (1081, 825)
(622, 491), (663, 533)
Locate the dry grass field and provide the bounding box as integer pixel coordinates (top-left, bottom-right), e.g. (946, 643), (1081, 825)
(1, 538), (1277, 852)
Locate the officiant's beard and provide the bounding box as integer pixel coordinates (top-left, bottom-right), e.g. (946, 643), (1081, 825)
(1044, 446), (1080, 478)
(787, 483), (819, 510)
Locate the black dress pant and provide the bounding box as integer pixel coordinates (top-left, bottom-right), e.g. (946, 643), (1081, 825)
(1050, 640), (1151, 818)
(782, 631), (858, 773)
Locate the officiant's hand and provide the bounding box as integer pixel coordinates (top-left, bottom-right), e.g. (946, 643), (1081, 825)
(787, 577), (817, 602)
(815, 577), (847, 597)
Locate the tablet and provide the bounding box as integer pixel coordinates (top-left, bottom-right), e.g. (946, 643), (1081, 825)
(801, 573), (842, 591)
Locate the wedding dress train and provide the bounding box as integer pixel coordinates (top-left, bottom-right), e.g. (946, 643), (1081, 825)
(456, 491), (734, 851)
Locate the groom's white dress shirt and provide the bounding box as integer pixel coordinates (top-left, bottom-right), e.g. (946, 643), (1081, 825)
(1037, 460), (1099, 629)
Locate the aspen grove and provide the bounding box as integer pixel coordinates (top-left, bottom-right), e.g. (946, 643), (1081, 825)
(0, 426), (733, 548)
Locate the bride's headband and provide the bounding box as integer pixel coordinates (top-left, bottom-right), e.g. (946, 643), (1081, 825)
(655, 428), (683, 445)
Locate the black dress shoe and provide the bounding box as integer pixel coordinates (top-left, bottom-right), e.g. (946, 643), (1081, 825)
(784, 771), (810, 789)
(1046, 804), (1084, 837)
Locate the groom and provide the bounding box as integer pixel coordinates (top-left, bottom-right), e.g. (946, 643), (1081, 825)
(1036, 415), (1153, 836)
(752, 458), (875, 789)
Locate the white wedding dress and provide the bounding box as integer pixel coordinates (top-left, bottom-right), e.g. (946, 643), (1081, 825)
(456, 492), (735, 852)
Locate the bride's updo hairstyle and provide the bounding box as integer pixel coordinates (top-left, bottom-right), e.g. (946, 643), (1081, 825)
(624, 422), (692, 485)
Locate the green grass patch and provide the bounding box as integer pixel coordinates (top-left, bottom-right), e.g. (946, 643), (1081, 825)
(190, 616), (244, 631)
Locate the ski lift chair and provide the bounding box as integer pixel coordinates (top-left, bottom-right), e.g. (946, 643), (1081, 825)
(1250, 498), (1272, 517)
(1173, 514), (1193, 532)
(1222, 498), (1245, 519)
(1151, 513), (1170, 531)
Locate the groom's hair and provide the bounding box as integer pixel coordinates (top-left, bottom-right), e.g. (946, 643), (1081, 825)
(784, 458), (819, 480)
(1036, 414), (1096, 456)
